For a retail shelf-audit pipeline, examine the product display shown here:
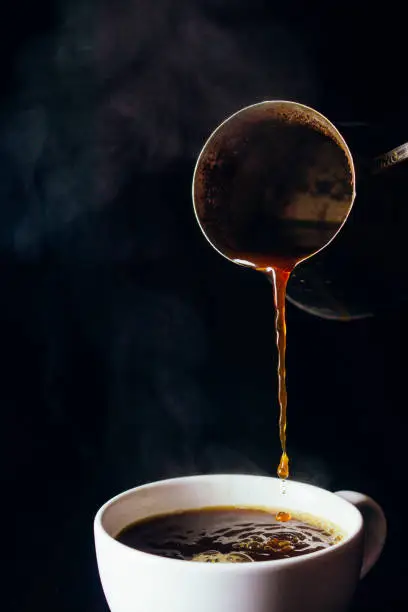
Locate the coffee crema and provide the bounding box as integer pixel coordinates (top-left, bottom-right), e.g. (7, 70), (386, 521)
(116, 506), (344, 563)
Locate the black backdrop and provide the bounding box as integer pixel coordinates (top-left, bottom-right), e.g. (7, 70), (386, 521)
(1, 1), (407, 610)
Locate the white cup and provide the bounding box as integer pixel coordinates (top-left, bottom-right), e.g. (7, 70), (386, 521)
(94, 474), (386, 612)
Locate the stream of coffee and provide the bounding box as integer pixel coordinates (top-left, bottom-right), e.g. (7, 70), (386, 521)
(231, 255), (296, 484)
(271, 267), (291, 481)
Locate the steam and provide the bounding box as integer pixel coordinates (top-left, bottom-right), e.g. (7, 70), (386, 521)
(292, 454), (332, 490)
(1, 0), (317, 256)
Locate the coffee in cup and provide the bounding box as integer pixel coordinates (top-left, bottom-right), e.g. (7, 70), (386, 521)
(116, 505), (344, 563)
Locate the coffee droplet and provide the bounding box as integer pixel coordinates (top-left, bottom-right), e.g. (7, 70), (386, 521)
(276, 511), (292, 522)
(277, 452), (289, 479)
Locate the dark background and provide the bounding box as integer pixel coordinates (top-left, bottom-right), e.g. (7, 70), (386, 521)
(1, 1), (407, 610)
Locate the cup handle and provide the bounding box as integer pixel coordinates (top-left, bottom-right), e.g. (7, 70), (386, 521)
(335, 490), (387, 579)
